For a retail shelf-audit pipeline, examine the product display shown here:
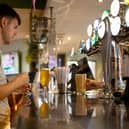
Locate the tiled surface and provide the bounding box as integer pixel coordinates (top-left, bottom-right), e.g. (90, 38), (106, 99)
(12, 93), (129, 129)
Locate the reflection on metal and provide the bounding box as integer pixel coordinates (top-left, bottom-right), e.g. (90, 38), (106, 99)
(102, 17), (112, 98)
(111, 40), (125, 91)
(102, 17), (125, 98)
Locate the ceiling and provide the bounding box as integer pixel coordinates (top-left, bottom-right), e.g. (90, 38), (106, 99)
(45, 0), (112, 54)
(0, 0), (47, 9)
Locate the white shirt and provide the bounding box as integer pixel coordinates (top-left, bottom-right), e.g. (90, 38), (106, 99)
(0, 60), (11, 129)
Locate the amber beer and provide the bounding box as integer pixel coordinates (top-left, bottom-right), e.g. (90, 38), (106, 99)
(75, 74), (87, 94)
(40, 69), (50, 87)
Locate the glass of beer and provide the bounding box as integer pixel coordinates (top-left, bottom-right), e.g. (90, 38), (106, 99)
(40, 68), (50, 101)
(39, 68), (50, 119)
(40, 68), (50, 87)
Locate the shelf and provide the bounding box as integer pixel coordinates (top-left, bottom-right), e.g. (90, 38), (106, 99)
(87, 44), (102, 56)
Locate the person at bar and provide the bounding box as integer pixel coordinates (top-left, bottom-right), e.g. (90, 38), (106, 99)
(0, 3), (29, 129)
(67, 63), (79, 92)
(77, 57), (104, 90)
(77, 57), (94, 79)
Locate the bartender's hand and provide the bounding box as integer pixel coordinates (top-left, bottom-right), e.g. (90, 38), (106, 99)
(13, 73), (29, 90)
(14, 84), (31, 94)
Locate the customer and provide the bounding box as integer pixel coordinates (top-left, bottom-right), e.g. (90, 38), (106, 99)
(0, 3), (29, 129)
(67, 63), (79, 92)
(77, 57), (94, 79)
(77, 57), (104, 90)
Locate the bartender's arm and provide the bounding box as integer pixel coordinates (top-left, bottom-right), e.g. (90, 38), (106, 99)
(0, 73), (29, 100)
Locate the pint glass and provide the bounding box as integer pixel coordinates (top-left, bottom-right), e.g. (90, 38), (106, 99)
(40, 68), (50, 87)
(75, 74), (86, 94)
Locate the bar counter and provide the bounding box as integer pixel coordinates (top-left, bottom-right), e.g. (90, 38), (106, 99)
(11, 92), (129, 129)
